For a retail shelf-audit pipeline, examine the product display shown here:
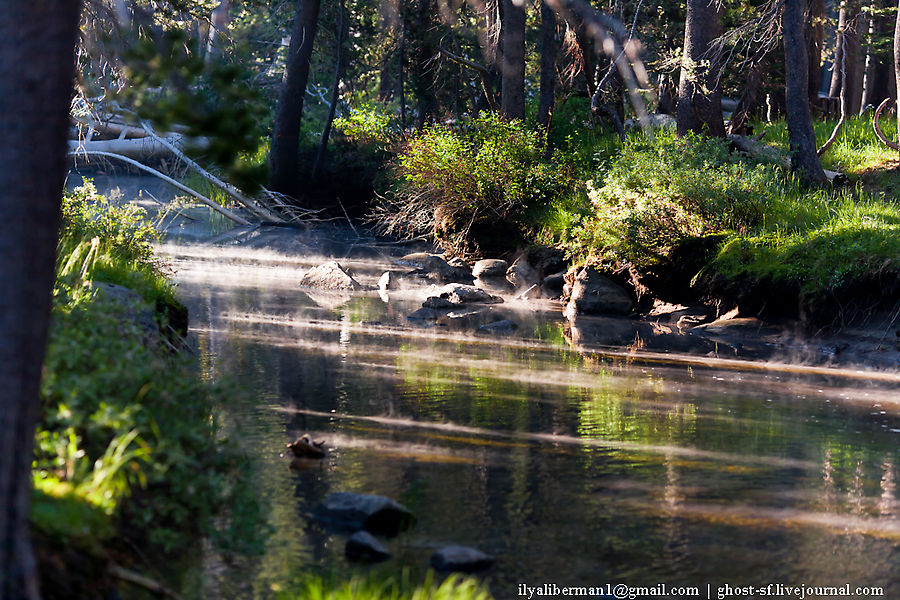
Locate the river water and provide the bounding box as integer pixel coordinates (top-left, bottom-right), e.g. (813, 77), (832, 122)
(151, 222), (900, 599)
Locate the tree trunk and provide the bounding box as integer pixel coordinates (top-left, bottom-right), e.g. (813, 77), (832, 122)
(829, 0), (860, 115)
(807, 0), (825, 101)
(312, 0), (344, 180)
(269, 0), (322, 198)
(412, 0), (437, 131)
(378, 0), (400, 102)
(538, 1), (558, 131)
(501, 0), (526, 120)
(0, 1), (81, 598)
(861, 0), (891, 110)
(676, 0), (726, 137)
(784, 0), (828, 184)
(726, 59), (765, 135)
(206, 0), (230, 62)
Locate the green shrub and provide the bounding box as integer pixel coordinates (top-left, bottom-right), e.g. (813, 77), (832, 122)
(380, 112), (581, 256)
(279, 571), (494, 600)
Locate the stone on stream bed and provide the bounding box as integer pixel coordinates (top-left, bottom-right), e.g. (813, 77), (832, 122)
(472, 259), (508, 278)
(312, 492), (415, 536)
(345, 531), (391, 562)
(478, 319), (518, 333)
(430, 545), (495, 573)
(506, 256), (540, 290)
(433, 283), (503, 305)
(299, 261), (366, 291)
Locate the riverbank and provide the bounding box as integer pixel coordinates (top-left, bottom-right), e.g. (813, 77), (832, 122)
(338, 109), (900, 335)
(31, 182), (265, 597)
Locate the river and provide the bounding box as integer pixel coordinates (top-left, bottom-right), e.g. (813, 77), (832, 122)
(154, 223), (900, 599)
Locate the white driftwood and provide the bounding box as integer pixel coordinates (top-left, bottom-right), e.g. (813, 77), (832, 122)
(138, 119), (282, 222)
(68, 149), (252, 226)
(872, 98), (900, 151)
(68, 138), (177, 161)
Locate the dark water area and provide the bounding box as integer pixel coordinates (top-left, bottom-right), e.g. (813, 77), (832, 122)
(156, 226), (900, 599)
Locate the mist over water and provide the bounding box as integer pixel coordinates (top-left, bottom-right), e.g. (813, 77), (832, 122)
(157, 225), (900, 598)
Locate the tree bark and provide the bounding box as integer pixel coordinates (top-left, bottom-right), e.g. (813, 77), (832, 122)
(828, 0), (860, 114)
(206, 0), (230, 62)
(501, 0), (526, 120)
(378, 0), (400, 102)
(861, 0), (892, 110)
(807, 0), (825, 101)
(676, 0), (726, 137)
(0, 1), (81, 598)
(538, 1), (558, 131)
(269, 0), (322, 198)
(784, 0), (828, 184)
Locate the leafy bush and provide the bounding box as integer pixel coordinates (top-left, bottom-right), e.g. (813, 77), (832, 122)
(379, 112), (580, 256)
(279, 571), (494, 600)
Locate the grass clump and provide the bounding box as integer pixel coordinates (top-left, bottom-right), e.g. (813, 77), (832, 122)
(278, 571), (494, 600)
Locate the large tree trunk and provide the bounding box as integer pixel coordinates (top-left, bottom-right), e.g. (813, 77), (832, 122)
(501, 0), (526, 120)
(676, 0), (726, 137)
(537, 1), (558, 131)
(807, 0), (825, 101)
(269, 0), (322, 198)
(312, 0), (344, 180)
(206, 0), (231, 62)
(0, 1), (81, 598)
(785, 0), (828, 184)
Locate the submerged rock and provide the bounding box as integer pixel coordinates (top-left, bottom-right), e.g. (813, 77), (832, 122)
(345, 531), (391, 562)
(430, 545), (495, 573)
(423, 296), (456, 309)
(565, 267), (633, 317)
(313, 492), (415, 536)
(478, 319), (518, 333)
(299, 261), (365, 291)
(407, 307), (441, 320)
(437, 308), (496, 329)
(472, 259), (508, 278)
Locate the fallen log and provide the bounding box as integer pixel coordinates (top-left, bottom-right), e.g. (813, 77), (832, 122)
(68, 137), (178, 161)
(67, 148), (252, 226)
(727, 134), (846, 183)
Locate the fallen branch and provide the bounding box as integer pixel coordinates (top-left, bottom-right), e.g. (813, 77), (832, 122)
(873, 98), (899, 151)
(109, 565), (183, 599)
(68, 149), (252, 226)
(138, 119), (282, 223)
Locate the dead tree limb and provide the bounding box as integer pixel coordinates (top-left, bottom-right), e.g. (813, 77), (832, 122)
(138, 119), (281, 222)
(68, 149), (253, 226)
(438, 46), (498, 112)
(873, 98), (900, 150)
(109, 565), (183, 600)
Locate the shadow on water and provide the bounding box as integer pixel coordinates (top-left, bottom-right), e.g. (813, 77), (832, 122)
(145, 220), (900, 598)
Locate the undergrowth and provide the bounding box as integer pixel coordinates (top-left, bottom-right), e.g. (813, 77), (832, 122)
(34, 183), (266, 564)
(278, 571), (494, 600)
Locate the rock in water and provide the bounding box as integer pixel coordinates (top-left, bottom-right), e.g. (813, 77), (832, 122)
(430, 545), (495, 573)
(565, 267), (633, 316)
(541, 272), (566, 298)
(345, 531), (391, 562)
(436, 283), (503, 305)
(478, 319), (518, 333)
(507, 256), (539, 289)
(378, 271), (397, 291)
(396, 253), (473, 284)
(472, 259), (508, 278)
(313, 492), (415, 536)
(299, 261), (365, 291)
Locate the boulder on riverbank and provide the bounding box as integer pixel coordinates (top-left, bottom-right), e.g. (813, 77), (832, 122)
(299, 261), (366, 291)
(565, 267), (634, 317)
(472, 259), (508, 278)
(430, 545), (495, 573)
(312, 492), (415, 536)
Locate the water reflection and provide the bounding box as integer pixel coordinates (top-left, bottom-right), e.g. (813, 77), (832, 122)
(159, 232), (900, 598)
